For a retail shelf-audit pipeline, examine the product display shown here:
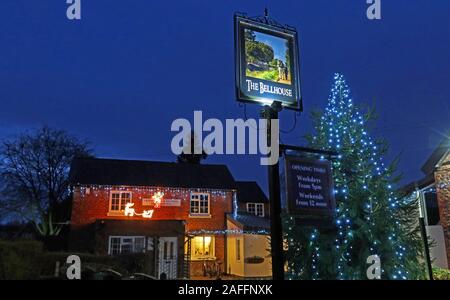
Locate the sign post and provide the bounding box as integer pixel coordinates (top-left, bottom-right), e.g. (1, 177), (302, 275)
(234, 10), (303, 280)
(261, 101), (284, 280)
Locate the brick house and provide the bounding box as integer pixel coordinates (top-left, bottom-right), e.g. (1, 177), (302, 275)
(68, 157), (236, 278)
(401, 136), (450, 269)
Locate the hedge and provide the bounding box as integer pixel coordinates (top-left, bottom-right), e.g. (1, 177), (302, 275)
(0, 240), (154, 279)
(0, 240), (44, 280)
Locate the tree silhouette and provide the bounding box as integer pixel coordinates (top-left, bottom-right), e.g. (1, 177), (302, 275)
(0, 126), (93, 237)
(177, 131), (207, 164)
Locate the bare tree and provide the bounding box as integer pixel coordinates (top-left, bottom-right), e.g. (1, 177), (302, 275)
(0, 126), (92, 236)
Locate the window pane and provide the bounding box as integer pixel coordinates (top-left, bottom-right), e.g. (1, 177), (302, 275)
(193, 236), (204, 256)
(110, 237), (120, 255)
(121, 244), (132, 254)
(120, 193), (132, 211)
(164, 242), (168, 259)
(134, 237), (145, 253)
(256, 204), (263, 216)
(247, 203), (255, 214)
(200, 197), (208, 213)
(191, 201), (199, 213)
(111, 194), (120, 211)
(170, 242), (174, 259)
(204, 236), (212, 256)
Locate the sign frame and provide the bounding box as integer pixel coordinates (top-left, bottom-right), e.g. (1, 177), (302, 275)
(234, 14), (303, 111)
(284, 155), (336, 220)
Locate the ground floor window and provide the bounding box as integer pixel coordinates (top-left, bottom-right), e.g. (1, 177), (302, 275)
(191, 235), (215, 260)
(108, 236), (145, 255)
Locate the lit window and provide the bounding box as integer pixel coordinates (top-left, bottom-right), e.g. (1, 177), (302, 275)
(247, 203), (264, 217)
(109, 191), (132, 212)
(108, 236), (145, 255)
(190, 193), (210, 216)
(191, 236), (214, 260)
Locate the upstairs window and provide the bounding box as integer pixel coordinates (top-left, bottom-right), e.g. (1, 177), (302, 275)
(190, 193), (210, 216)
(247, 203), (264, 217)
(109, 191), (132, 213)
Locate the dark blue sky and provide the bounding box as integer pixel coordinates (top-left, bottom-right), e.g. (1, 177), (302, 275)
(0, 0), (449, 193)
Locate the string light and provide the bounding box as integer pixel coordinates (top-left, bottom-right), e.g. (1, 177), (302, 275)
(286, 73), (412, 280)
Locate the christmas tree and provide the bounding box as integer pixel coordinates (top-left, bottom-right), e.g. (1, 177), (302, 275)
(284, 73), (424, 280)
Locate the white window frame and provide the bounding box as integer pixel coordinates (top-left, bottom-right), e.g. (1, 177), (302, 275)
(108, 191), (132, 214)
(247, 202), (264, 217)
(108, 236), (145, 255)
(189, 192), (210, 217)
(190, 235), (215, 261)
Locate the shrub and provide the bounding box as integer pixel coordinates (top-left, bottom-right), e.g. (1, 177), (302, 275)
(0, 240), (44, 280)
(433, 268), (450, 280)
(40, 252), (153, 279)
(0, 240), (154, 279)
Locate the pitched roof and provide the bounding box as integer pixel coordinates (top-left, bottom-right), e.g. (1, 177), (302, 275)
(227, 213), (270, 232)
(236, 181), (268, 203)
(69, 157), (236, 190)
(398, 173), (435, 196)
(421, 135), (450, 175)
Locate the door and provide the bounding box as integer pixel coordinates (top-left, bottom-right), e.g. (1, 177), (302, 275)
(158, 237), (178, 279)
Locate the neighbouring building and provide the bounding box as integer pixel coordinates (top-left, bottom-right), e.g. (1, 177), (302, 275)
(401, 135), (450, 269)
(226, 181), (271, 278)
(68, 157), (272, 279)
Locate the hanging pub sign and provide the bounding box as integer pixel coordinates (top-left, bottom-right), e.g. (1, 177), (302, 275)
(285, 156), (335, 220)
(234, 14), (302, 111)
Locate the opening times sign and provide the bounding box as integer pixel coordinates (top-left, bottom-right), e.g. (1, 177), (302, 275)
(285, 156), (335, 219)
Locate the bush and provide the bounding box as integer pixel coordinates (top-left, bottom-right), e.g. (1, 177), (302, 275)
(0, 240), (44, 280)
(40, 252), (153, 279)
(433, 268), (450, 280)
(0, 240), (154, 279)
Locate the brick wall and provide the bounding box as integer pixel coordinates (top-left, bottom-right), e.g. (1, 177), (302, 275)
(435, 154), (450, 268)
(70, 186), (234, 276)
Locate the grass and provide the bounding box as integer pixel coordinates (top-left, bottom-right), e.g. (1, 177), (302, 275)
(246, 69), (279, 82)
